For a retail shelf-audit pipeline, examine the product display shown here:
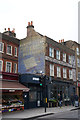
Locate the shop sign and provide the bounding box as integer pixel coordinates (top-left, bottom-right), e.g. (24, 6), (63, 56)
(33, 77), (39, 81)
(9, 90), (15, 92)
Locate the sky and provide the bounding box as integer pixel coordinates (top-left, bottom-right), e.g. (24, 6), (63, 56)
(0, 0), (79, 42)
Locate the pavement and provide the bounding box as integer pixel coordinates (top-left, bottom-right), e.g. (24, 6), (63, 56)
(1, 106), (80, 120)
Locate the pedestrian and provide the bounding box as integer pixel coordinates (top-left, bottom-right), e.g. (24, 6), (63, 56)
(70, 94), (74, 106)
(74, 94), (79, 107)
(58, 93), (62, 108)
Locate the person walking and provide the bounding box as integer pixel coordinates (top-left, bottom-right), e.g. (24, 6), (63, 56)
(58, 93), (62, 108)
(74, 94), (79, 107)
(70, 94), (75, 106)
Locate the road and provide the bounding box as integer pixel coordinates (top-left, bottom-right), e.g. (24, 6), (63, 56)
(30, 109), (80, 120)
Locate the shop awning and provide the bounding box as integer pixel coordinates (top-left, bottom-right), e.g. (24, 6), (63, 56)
(0, 80), (30, 92)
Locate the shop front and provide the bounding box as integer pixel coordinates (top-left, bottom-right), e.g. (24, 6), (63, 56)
(19, 74), (43, 109)
(1, 80), (29, 113)
(48, 79), (76, 106)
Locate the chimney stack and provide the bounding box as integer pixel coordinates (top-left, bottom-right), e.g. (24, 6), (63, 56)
(27, 21), (34, 28)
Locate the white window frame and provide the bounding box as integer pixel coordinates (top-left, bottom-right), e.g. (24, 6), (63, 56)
(50, 64), (54, 76)
(57, 66), (61, 77)
(0, 42), (4, 53)
(63, 68), (67, 78)
(63, 53), (66, 62)
(76, 47), (79, 55)
(14, 47), (17, 57)
(68, 55), (71, 64)
(0, 60), (3, 71)
(7, 45), (12, 55)
(49, 47), (54, 58)
(14, 63), (17, 73)
(56, 50), (60, 60)
(69, 70), (73, 79)
(6, 61), (12, 73)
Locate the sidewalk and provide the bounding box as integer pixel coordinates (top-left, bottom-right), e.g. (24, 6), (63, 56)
(1, 106), (79, 120)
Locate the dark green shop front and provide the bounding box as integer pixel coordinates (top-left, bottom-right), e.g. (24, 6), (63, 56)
(19, 74), (43, 109)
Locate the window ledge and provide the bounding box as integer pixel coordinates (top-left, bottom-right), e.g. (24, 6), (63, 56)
(7, 53), (12, 56)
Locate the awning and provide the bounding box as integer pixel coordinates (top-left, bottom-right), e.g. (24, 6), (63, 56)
(0, 80), (29, 92)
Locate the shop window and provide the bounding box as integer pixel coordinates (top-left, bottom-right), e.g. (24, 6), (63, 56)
(0, 60), (3, 71)
(14, 63), (17, 73)
(69, 70), (72, 79)
(63, 53), (66, 62)
(14, 47), (17, 57)
(29, 91), (37, 102)
(0, 42), (4, 53)
(63, 68), (67, 78)
(6, 62), (12, 73)
(56, 50), (60, 60)
(50, 64), (54, 76)
(49, 47), (54, 58)
(57, 66), (61, 77)
(7, 45), (12, 55)
(76, 47), (79, 55)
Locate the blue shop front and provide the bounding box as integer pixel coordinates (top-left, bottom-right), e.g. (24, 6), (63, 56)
(19, 74), (44, 109)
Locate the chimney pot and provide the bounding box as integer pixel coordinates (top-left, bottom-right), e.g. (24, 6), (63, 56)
(4, 28), (6, 31)
(59, 40), (60, 43)
(8, 28), (10, 31)
(28, 22), (30, 26)
(31, 21), (33, 26)
(63, 39), (64, 42)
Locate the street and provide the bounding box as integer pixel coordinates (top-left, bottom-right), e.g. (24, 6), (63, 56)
(29, 109), (80, 120)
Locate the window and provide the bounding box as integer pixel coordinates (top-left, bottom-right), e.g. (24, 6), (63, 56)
(49, 47), (54, 57)
(77, 58), (80, 66)
(14, 47), (17, 57)
(6, 62), (12, 73)
(68, 55), (71, 64)
(50, 64), (54, 76)
(63, 68), (67, 78)
(7, 45), (12, 55)
(63, 53), (66, 62)
(56, 50), (60, 60)
(0, 60), (3, 71)
(69, 70), (72, 79)
(57, 66), (61, 77)
(29, 91), (37, 102)
(76, 47), (79, 55)
(14, 63), (17, 73)
(0, 42), (4, 52)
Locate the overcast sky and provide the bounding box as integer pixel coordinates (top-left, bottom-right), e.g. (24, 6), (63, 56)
(0, 0), (79, 42)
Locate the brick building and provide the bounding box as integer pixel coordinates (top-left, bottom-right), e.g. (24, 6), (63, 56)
(62, 40), (80, 101)
(18, 22), (76, 108)
(0, 28), (29, 112)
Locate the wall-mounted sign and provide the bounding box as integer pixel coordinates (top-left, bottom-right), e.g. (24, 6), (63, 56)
(33, 77), (39, 81)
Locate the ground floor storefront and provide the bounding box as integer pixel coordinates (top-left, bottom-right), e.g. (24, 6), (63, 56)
(19, 74), (43, 109)
(1, 80), (29, 113)
(48, 79), (76, 106)
(19, 74), (77, 109)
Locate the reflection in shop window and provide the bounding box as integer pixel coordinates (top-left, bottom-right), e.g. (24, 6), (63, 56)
(29, 91), (37, 102)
